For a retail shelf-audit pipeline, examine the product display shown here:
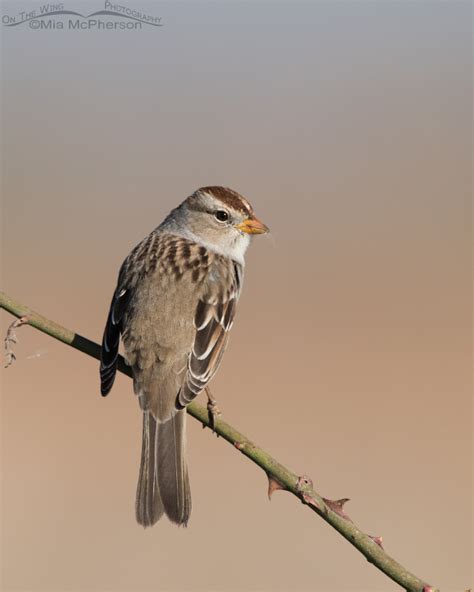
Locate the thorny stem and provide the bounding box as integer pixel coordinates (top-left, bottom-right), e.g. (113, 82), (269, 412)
(0, 290), (439, 592)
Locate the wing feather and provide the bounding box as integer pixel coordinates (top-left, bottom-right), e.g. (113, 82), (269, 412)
(177, 261), (242, 408)
(100, 284), (130, 395)
(99, 231), (161, 396)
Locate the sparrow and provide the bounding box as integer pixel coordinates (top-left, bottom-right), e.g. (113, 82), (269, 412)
(100, 186), (269, 527)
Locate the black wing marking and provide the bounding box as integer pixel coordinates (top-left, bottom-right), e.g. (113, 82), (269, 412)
(100, 283), (130, 396)
(99, 233), (155, 396)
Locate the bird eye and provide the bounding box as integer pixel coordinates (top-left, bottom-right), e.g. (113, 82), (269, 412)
(214, 210), (229, 222)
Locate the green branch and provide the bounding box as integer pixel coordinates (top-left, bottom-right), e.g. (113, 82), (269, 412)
(0, 290), (437, 592)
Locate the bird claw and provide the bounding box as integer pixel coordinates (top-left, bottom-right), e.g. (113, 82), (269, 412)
(205, 387), (221, 433)
(207, 400), (221, 432)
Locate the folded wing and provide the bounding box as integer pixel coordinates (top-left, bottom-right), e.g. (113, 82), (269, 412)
(178, 262), (242, 407)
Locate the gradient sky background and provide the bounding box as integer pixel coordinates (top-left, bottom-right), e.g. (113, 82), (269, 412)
(1, 1), (472, 591)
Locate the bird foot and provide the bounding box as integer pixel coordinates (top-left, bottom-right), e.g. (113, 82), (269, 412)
(205, 387), (221, 433)
(207, 399), (221, 432)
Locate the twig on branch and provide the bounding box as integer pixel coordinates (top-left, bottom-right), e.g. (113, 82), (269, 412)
(4, 315), (28, 367)
(0, 289), (439, 592)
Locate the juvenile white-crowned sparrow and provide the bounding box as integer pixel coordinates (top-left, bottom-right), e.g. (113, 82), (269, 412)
(100, 186), (268, 527)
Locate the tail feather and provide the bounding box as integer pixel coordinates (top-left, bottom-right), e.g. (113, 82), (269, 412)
(157, 410), (192, 526)
(135, 412), (164, 527)
(135, 409), (191, 527)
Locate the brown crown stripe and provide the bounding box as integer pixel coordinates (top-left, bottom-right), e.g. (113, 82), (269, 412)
(197, 186), (254, 216)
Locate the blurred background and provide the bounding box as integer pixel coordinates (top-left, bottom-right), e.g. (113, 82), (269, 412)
(1, 1), (471, 590)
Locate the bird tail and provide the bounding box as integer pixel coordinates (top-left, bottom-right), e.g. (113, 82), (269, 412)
(135, 411), (164, 527)
(135, 409), (191, 527)
(157, 409), (192, 526)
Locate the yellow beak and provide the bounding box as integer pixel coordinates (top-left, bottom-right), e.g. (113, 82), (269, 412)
(235, 216), (269, 235)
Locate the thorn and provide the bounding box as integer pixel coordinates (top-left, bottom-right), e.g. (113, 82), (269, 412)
(368, 534), (384, 549)
(234, 441), (245, 450)
(301, 492), (323, 511)
(267, 474), (286, 500)
(323, 497), (353, 522)
(296, 475), (313, 491)
(422, 586), (435, 592)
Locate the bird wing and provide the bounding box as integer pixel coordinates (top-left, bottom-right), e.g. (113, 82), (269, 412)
(100, 267), (131, 396)
(177, 261), (243, 408)
(100, 230), (163, 396)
